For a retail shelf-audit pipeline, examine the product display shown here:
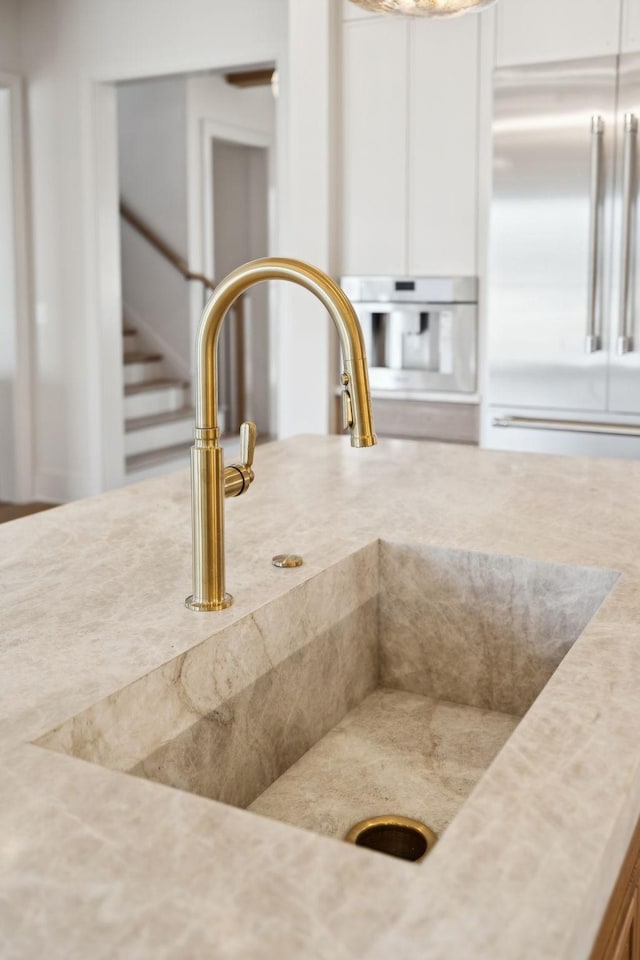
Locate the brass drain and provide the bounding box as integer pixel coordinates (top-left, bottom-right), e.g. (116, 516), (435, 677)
(345, 815), (437, 863)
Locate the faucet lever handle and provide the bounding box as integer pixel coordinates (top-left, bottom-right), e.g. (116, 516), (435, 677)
(224, 422), (257, 499)
(240, 421), (257, 468)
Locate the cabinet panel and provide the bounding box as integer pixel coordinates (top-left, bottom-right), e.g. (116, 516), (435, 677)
(342, 19), (408, 275)
(622, 0), (640, 55)
(408, 17), (478, 276)
(603, 890), (638, 960)
(342, 0), (378, 21)
(497, 0), (622, 67)
(591, 815), (640, 960)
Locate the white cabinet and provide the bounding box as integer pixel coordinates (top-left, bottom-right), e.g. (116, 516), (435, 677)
(342, 15), (479, 277)
(342, 18), (409, 276)
(496, 0), (622, 66)
(622, 0), (640, 53)
(342, 0), (378, 21)
(408, 17), (478, 275)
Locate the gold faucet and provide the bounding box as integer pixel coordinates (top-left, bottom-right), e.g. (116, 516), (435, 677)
(185, 257), (377, 611)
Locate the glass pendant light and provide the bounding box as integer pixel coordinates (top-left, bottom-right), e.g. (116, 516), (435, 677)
(348, 0), (496, 18)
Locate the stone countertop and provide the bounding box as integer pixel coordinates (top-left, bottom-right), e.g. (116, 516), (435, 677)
(1, 435), (640, 959)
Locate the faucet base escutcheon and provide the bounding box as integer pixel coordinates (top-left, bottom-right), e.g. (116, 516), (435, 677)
(185, 593), (233, 612)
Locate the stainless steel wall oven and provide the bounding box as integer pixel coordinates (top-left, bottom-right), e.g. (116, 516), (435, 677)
(340, 276), (479, 443)
(340, 276), (478, 395)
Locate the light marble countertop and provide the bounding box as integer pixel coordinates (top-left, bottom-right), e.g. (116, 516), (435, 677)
(1, 435), (640, 959)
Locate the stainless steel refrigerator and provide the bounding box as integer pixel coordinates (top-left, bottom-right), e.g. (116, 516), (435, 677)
(486, 55), (640, 459)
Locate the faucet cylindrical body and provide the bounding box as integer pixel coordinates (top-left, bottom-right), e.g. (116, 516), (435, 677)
(186, 257), (377, 612)
(185, 432), (232, 610)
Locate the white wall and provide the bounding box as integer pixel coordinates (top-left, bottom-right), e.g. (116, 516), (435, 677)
(187, 74), (276, 151)
(0, 88), (17, 499)
(118, 75), (190, 375)
(278, 0), (340, 439)
(0, 2), (20, 500)
(0, 2), (34, 503)
(19, 0), (287, 500)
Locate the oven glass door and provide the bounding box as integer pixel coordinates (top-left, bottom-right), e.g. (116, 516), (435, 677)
(357, 302), (476, 393)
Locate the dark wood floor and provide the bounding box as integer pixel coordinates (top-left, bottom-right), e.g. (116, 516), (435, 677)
(0, 501), (58, 524)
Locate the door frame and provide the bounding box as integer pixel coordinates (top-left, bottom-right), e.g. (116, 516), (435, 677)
(90, 82), (125, 492)
(0, 72), (34, 503)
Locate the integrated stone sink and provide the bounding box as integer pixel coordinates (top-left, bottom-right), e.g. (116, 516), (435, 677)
(35, 541), (617, 858)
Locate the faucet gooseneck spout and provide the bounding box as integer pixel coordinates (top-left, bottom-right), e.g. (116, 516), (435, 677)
(185, 257), (377, 612)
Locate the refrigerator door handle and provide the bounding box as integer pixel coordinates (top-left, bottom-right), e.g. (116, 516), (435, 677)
(493, 415), (640, 437)
(586, 115), (605, 353)
(617, 112), (638, 355)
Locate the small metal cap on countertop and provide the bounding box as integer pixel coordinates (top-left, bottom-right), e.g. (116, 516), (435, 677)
(272, 554), (304, 568)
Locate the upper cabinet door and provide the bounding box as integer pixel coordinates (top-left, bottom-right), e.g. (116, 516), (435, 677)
(342, 0), (378, 21)
(622, 0), (640, 54)
(342, 19), (409, 276)
(497, 0), (622, 66)
(408, 17), (479, 276)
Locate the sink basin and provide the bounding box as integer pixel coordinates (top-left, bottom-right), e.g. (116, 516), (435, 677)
(35, 540), (617, 856)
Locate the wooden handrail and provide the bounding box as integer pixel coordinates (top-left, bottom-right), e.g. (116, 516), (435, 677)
(119, 200), (216, 292)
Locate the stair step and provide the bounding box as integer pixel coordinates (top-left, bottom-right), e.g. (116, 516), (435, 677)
(126, 441), (192, 474)
(124, 407), (194, 457)
(124, 378), (189, 394)
(123, 351), (162, 364)
(124, 379), (190, 420)
(123, 329), (137, 350)
(125, 407), (194, 432)
(123, 352), (165, 386)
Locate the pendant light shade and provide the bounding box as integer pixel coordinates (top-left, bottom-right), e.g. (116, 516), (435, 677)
(348, 0), (496, 17)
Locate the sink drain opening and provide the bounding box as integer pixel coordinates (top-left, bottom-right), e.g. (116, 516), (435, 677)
(345, 815), (437, 863)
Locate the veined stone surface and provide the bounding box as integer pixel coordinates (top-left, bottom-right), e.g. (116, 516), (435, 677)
(249, 688), (520, 841)
(379, 541), (617, 715)
(0, 435), (637, 959)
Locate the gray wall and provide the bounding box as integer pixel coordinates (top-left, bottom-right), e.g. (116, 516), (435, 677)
(118, 75), (190, 375)
(0, 0), (20, 72)
(213, 138), (271, 433)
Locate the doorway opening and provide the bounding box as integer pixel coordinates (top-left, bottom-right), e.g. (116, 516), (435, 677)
(115, 67), (277, 483)
(209, 134), (272, 438)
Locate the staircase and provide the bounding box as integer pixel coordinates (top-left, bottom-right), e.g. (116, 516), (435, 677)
(118, 201), (236, 481)
(123, 326), (194, 479)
